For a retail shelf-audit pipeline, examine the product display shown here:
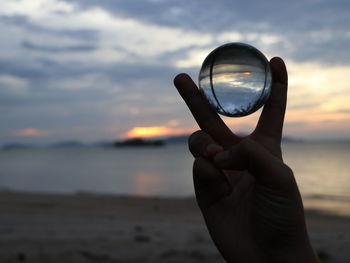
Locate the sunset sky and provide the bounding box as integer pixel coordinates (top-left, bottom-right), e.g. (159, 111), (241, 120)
(1, 0), (350, 144)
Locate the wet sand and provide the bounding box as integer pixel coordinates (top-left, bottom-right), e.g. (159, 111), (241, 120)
(0, 191), (349, 263)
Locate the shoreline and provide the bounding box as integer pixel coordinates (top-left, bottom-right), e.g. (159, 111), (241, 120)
(1, 191), (349, 262)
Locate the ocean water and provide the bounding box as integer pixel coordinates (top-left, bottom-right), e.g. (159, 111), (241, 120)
(1, 142), (350, 215)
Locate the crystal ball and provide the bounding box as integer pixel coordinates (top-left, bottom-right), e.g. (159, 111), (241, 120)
(198, 43), (272, 117)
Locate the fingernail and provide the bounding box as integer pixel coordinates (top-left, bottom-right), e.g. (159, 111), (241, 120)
(206, 144), (224, 156)
(214, 151), (230, 163)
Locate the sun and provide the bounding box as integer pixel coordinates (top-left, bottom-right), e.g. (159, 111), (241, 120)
(122, 126), (193, 139)
(123, 126), (172, 139)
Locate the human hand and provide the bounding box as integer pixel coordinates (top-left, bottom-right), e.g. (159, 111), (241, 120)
(174, 58), (320, 263)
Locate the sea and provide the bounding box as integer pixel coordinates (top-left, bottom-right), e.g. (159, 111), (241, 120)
(1, 142), (350, 216)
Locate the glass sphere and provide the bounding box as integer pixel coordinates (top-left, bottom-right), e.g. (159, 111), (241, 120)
(198, 43), (272, 117)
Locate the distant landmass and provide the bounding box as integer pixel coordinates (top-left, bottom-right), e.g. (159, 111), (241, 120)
(165, 135), (189, 144)
(2, 135), (350, 150)
(49, 141), (86, 148)
(1, 143), (34, 151)
(114, 138), (164, 147)
(282, 137), (304, 143)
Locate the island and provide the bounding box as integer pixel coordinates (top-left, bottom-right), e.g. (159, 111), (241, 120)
(114, 138), (165, 147)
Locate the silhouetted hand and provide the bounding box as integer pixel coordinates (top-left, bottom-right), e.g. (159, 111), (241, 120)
(174, 58), (320, 263)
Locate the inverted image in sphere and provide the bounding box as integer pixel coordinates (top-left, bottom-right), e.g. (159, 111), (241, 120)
(199, 43), (272, 117)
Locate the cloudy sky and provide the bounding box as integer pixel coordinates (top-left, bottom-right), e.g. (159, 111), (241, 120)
(1, 0), (350, 144)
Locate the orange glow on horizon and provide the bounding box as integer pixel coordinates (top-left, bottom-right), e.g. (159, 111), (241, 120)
(12, 128), (51, 137)
(122, 126), (192, 139)
(214, 71), (252, 78)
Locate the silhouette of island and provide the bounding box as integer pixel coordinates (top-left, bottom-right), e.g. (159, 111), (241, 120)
(114, 138), (165, 147)
(2, 143), (33, 151)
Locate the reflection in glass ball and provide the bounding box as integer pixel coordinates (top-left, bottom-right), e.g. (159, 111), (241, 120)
(199, 43), (272, 117)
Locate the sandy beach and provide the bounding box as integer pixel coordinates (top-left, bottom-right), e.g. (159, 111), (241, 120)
(0, 191), (349, 263)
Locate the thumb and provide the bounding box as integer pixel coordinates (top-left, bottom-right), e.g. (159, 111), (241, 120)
(213, 139), (295, 189)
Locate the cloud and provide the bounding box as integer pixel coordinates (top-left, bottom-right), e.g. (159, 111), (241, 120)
(335, 108), (350, 113)
(0, 15), (99, 41)
(0, 0), (213, 65)
(21, 40), (97, 53)
(0, 0), (349, 143)
(0, 74), (28, 94)
(65, 0), (350, 65)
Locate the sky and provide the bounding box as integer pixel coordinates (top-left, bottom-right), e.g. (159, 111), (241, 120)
(0, 0), (350, 144)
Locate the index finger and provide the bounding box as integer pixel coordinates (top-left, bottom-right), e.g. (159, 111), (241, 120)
(174, 73), (239, 147)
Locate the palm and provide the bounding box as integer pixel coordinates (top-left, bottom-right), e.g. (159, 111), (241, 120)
(203, 165), (306, 260)
(203, 171), (258, 260)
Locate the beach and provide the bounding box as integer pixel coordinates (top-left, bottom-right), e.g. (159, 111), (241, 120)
(0, 191), (349, 263)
